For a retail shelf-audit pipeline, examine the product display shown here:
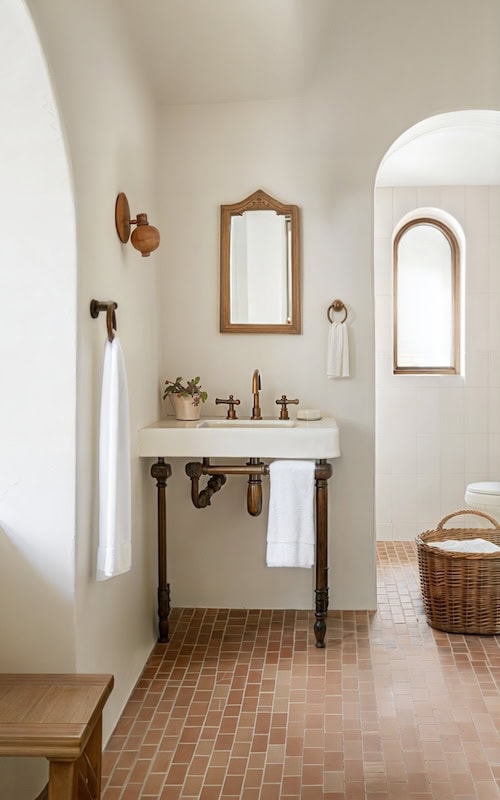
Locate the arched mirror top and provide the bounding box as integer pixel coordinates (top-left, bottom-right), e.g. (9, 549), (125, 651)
(220, 189), (301, 334)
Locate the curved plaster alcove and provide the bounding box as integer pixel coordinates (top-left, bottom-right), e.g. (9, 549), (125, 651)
(374, 110), (500, 543)
(0, 0), (76, 795)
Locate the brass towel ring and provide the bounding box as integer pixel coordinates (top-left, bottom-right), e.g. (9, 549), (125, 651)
(327, 299), (348, 324)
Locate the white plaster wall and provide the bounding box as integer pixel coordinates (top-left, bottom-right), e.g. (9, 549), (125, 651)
(25, 0), (161, 745)
(157, 97), (375, 611)
(158, 0), (500, 614)
(375, 185), (500, 539)
(0, 1), (77, 794)
(0, 0), (76, 668)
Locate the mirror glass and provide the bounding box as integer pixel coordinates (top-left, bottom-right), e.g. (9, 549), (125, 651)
(220, 190), (301, 333)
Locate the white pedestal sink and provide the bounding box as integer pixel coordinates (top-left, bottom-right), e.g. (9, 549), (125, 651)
(138, 415), (341, 648)
(138, 416), (340, 459)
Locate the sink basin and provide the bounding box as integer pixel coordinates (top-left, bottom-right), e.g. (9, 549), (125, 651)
(138, 416), (341, 459)
(199, 419), (295, 429)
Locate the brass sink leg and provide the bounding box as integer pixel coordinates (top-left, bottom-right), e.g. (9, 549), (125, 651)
(313, 459), (333, 648)
(151, 457), (172, 643)
(179, 456), (333, 648)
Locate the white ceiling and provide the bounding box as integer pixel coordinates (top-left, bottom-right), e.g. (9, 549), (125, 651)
(115, 3), (500, 186)
(116, 0), (334, 105)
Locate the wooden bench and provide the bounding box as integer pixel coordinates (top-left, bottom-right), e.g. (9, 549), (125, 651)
(0, 673), (113, 800)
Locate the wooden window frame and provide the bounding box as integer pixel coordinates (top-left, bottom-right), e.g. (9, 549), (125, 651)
(393, 217), (461, 375)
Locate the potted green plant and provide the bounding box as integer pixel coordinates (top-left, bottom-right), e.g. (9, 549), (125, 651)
(163, 376), (208, 421)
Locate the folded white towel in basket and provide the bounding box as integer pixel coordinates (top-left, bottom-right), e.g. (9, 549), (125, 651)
(266, 460), (315, 568)
(429, 538), (500, 553)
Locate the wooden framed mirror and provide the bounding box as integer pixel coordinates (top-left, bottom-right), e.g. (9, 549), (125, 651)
(220, 189), (301, 333)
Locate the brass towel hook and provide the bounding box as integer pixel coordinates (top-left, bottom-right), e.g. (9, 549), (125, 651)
(327, 299), (348, 324)
(90, 299), (118, 343)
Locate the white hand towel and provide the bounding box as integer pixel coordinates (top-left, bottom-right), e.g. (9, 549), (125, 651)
(429, 538), (500, 553)
(96, 334), (132, 580)
(266, 460), (315, 568)
(327, 321), (350, 378)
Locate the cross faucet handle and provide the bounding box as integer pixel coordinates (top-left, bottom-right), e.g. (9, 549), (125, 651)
(275, 395), (299, 420)
(215, 394), (241, 420)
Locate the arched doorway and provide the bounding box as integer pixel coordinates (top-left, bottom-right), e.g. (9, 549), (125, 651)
(374, 111), (500, 543)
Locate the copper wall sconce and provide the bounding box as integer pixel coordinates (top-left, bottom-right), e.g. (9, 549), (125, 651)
(115, 192), (160, 257)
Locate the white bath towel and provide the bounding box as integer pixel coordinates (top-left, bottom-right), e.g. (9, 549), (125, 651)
(327, 321), (350, 378)
(429, 538), (500, 553)
(96, 334), (132, 580)
(266, 460), (315, 568)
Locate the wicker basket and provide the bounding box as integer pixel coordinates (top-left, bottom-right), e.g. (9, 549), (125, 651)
(416, 510), (500, 635)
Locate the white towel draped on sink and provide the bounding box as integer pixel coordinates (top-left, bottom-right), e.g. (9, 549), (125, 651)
(266, 460), (315, 568)
(96, 333), (132, 580)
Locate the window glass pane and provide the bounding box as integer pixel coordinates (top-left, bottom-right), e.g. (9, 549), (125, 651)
(395, 222), (456, 371)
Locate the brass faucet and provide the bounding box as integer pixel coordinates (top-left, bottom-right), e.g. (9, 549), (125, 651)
(251, 369), (262, 419)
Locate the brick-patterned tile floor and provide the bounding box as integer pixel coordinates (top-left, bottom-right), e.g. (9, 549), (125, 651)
(102, 542), (500, 798)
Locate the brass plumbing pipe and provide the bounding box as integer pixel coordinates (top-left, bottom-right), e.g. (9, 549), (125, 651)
(185, 458), (269, 515)
(185, 459), (333, 521)
(199, 463), (269, 476)
(185, 461), (227, 508)
(247, 457), (264, 517)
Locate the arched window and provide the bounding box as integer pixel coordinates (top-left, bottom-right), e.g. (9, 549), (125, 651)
(393, 218), (460, 374)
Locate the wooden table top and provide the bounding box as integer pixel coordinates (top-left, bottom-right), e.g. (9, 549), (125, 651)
(0, 673), (114, 759)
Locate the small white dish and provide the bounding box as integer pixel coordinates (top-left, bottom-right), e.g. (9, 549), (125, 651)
(297, 408), (322, 421)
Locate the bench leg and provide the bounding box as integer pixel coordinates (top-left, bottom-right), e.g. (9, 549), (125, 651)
(82, 716), (102, 798)
(48, 716), (103, 800)
(48, 761), (77, 800)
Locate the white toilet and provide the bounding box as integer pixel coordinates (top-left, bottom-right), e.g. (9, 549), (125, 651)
(465, 481), (500, 525)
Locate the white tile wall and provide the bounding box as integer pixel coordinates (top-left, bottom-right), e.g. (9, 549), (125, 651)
(489, 433), (500, 475)
(489, 236), (500, 292)
(488, 388), (500, 433)
(464, 432), (488, 477)
(417, 187), (442, 208)
(415, 388), (441, 433)
(392, 187), (418, 225)
(488, 351), (500, 387)
(466, 187), (489, 235)
(416, 433), (440, 474)
(441, 187), (466, 224)
(441, 432), (465, 474)
(464, 387), (489, 432)
(375, 185), (500, 539)
(416, 472), (441, 530)
(467, 293), (489, 351)
(489, 188), (500, 231)
(440, 389), (465, 434)
(464, 350), (489, 387)
(392, 472), (417, 524)
(467, 235), (489, 293)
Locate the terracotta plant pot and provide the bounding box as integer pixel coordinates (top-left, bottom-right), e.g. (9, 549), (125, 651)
(170, 393), (201, 421)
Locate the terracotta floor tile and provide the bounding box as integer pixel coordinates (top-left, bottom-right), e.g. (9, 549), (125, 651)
(103, 543), (500, 800)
